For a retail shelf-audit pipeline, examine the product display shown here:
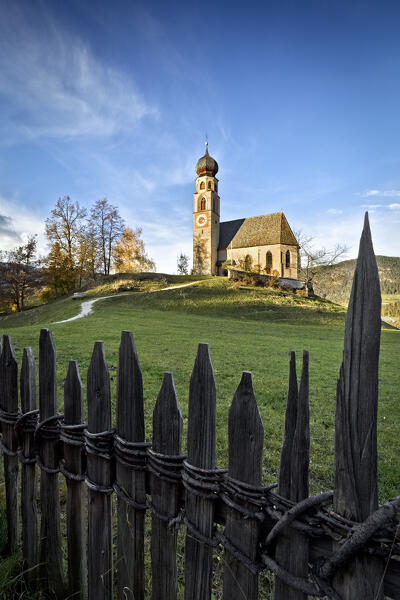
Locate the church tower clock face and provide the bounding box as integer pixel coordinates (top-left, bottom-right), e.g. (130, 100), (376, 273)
(196, 213), (208, 227)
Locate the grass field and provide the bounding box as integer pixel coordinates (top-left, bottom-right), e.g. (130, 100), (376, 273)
(1, 276), (398, 500)
(0, 275), (399, 598)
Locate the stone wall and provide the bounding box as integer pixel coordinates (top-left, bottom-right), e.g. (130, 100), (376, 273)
(227, 267), (306, 292)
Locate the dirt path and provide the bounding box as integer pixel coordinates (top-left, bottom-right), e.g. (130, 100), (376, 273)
(52, 281), (201, 324)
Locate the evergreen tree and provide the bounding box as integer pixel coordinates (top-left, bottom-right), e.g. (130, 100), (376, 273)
(177, 252), (189, 275)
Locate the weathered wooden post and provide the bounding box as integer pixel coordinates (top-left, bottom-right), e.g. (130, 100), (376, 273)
(86, 341), (113, 600)
(0, 335), (19, 553)
(63, 360), (87, 599)
(332, 213), (384, 598)
(274, 351), (299, 600)
(150, 371), (183, 600)
(115, 331), (147, 600)
(38, 328), (64, 597)
(222, 371), (264, 600)
(20, 347), (38, 586)
(184, 343), (217, 600)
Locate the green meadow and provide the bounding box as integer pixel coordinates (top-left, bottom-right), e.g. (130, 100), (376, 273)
(1, 276), (398, 501)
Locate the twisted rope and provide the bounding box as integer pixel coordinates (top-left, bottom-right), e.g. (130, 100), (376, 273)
(85, 428), (115, 494)
(147, 448), (186, 525)
(59, 421), (86, 481)
(0, 407), (20, 456)
(34, 413), (63, 473)
(182, 461), (226, 546)
(113, 435), (150, 508)
(15, 409), (39, 464)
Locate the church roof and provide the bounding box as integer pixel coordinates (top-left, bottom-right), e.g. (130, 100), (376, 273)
(218, 212), (298, 250)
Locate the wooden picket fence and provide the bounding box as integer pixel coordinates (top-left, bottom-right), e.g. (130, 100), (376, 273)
(0, 213), (399, 600)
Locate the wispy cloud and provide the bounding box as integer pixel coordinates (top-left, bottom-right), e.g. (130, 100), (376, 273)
(361, 203), (400, 210)
(296, 210), (400, 260)
(0, 214), (20, 247)
(327, 208), (343, 214)
(0, 196), (46, 253)
(0, 5), (157, 142)
(363, 189), (400, 198)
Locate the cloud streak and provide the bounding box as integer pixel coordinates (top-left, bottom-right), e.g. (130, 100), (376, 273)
(361, 203), (400, 210)
(363, 189), (400, 198)
(0, 5), (157, 142)
(0, 196), (46, 253)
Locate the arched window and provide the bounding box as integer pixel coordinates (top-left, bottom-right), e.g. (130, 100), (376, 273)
(208, 181), (212, 190)
(200, 181), (205, 190)
(266, 251), (272, 269)
(285, 250), (291, 268)
(200, 198), (206, 210)
(244, 254), (252, 271)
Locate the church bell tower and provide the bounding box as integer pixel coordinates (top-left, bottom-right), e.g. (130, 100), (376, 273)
(193, 142), (220, 275)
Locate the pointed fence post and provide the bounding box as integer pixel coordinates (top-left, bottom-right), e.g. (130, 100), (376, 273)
(184, 343), (217, 600)
(274, 351), (298, 600)
(115, 331), (146, 600)
(0, 335), (19, 553)
(20, 347), (38, 587)
(222, 371), (264, 600)
(38, 328), (64, 597)
(63, 360), (87, 599)
(87, 341), (113, 600)
(150, 371), (183, 600)
(332, 213), (384, 599)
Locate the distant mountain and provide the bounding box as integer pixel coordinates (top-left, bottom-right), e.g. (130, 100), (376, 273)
(312, 256), (400, 304)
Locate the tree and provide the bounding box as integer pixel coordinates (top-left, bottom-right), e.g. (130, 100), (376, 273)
(177, 252), (189, 275)
(295, 229), (348, 295)
(91, 198), (125, 275)
(192, 235), (208, 275)
(42, 242), (76, 296)
(0, 236), (42, 311)
(45, 196), (87, 263)
(113, 227), (155, 273)
(76, 228), (99, 286)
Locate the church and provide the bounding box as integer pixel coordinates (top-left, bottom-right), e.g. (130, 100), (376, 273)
(192, 144), (299, 278)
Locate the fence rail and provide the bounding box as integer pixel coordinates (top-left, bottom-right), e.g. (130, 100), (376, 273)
(0, 213), (399, 600)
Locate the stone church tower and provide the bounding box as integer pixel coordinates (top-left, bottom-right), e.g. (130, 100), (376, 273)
(193, 143), (220, 275)
(192, 143), (299, 279)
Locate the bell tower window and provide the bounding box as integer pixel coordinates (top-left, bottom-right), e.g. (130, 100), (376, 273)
(200, 198), (206, 211)
(266, 251), (272, 268)
(200, 181), (205, 190)
(285, 250), (291, 268)
(208, 181), (212, 190)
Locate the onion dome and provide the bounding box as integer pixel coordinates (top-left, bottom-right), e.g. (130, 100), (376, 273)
(196, 142), (218, 177)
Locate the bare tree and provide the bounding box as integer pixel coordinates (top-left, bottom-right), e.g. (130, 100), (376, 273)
(91, 198), (125, 275)
(295, 229), (348, 296)
(0, 236), (42, 311)
(45, 196), (87, 263)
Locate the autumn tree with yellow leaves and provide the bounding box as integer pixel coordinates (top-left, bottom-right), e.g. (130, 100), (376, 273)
(113, 227), (155, 273)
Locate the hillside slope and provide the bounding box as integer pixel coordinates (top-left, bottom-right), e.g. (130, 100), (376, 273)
(313, 255), (400, 303)
(0, 276), (398, 503)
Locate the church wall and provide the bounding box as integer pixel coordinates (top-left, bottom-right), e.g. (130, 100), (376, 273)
(223, 243), (299, 279)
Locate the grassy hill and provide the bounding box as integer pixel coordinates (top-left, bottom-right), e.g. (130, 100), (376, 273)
(0, 274), (399, 598)
(313, 255), (400, 303)
(1, 274), (398, 502)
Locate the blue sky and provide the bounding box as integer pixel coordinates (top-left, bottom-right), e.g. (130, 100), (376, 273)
(1, 0), (400, 271)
